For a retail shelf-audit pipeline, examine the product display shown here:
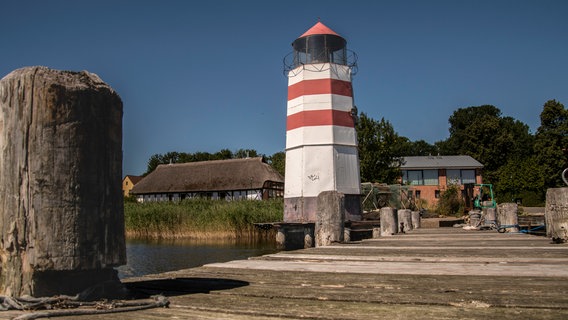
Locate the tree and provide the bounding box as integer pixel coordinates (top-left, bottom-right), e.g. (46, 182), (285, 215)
(144, 148), (264, 175)
(443, 105), (533, 183)
(267, 151), (285, 177)
(213, 149), (233, 160)
(145, 153), (163, 175)
(396, 138), (438, 156)
(444, 105), (502, 155)
(145, 151), (183, 175)
(494, 156), (546, 206)
(534, 99), (568, 188)
(234, 148), (259, 159)
(356, 113), (403, 183)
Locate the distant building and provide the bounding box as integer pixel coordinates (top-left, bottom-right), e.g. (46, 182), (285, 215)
(122, 175), (143, 197)
(130, 157), (284, 202)
(400, 155), (483, 207)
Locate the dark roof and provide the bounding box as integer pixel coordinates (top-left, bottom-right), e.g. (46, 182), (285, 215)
(401, 155), (483, 170)
(130, 157), (283, 195)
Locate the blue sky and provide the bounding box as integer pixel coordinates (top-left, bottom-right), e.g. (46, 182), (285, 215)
(1, 0), (567, 175)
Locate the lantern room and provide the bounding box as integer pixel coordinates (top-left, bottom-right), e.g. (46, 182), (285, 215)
(291, 22), (348, 67)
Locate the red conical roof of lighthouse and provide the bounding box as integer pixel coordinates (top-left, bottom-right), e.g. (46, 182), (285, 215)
(299, 21), (341, 38)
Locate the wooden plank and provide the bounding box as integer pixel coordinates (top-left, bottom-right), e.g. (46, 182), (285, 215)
(3, 228), (568, 320)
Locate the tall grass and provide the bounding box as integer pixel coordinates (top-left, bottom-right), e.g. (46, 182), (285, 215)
(124, 198), (283, 240)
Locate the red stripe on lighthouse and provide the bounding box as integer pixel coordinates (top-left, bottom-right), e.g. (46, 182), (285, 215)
(286, 109), (354, 131)
(287, 79), (352, 101)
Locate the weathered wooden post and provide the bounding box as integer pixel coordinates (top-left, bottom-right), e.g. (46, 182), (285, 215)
(380, 207), (397, 236)
(0, 67), (126, 298)
(497, 203), (519, 233)
(545, 188), (568, 242)
(315, 191), (345, 246)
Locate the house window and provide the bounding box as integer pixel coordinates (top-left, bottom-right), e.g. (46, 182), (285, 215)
(462, 170), (476, 184)
(435, 190), (440, 199)
(423, 170), (438, 185)
(415, 190), (421, 199)
(405, 170), (422, 185)
(447, 169), (476, 185)
(402, 170), (438, 186)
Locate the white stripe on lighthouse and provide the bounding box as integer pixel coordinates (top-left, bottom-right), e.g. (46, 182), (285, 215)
(287, 94), (353, 116)
(286, 126), (357, 149)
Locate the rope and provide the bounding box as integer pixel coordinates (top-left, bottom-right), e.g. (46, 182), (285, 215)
(1, 294), (169, 320)
(519, 225), (546, 233)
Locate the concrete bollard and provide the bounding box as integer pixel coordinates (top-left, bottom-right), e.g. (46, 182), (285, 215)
(315, 191), (345, 246)
(398, 209), (412, 233)
(411, 211), (421, 229)
(276, 229), (286, 249)
(469, 210), (482, 227)
(344, 228), (351, 242)
(497, 203), (519, 233)
(0, 67), (125, 298)
(380, 207), (397, 236)
(304, 227), (314, 248)
(545, 188), (568, 243)
(485, 207), (497, 225)
(372, 227), (381, 238)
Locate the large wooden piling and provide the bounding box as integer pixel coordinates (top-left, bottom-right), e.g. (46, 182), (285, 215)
(0, 67), (125, 297)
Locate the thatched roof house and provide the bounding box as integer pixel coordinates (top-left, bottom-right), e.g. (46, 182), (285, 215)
(130, 157), (284, 202)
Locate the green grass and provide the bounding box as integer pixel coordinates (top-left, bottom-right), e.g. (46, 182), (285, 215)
(124, 198), (283, 240)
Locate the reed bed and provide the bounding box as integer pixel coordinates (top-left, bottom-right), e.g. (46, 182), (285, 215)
(124, 198), (283, 240)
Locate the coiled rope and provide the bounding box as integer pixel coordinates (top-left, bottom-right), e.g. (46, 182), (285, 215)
(1, 294), (169, 320)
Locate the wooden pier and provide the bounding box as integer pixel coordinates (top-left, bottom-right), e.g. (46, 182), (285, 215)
(3, 227), (568, 319)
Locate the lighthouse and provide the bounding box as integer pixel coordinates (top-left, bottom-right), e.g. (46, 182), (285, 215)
(283, 21), (361, 223)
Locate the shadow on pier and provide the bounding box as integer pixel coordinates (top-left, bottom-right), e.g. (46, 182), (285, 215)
(124, 277), (249, 298)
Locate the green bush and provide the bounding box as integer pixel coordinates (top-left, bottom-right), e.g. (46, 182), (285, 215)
(436, 184), (465, 216)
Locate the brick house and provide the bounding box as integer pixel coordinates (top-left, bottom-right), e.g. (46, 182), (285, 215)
(400, 155), (483, 209)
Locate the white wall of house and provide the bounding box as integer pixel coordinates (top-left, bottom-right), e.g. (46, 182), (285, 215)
(135, 189), (263, 203)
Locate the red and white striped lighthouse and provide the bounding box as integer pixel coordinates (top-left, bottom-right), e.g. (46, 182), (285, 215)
(284, 21), (361, 222)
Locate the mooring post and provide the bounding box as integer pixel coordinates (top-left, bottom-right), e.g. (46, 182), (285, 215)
(380, 207), (397, 236)
(545, 188), (568, 242)
(485, 207), (497, 225)
(0, 67), (126, 298)
(497, 203), (519, 233)
(315, 191), (345, 246)
(398, 209), (412, 233)
(411, 210), (421, 229)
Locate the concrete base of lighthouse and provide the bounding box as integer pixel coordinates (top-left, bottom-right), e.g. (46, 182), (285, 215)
(276, 192), (361, 250)
(284, 194), (362, 222)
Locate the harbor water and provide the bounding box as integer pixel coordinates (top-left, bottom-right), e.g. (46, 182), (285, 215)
(116, 238), (279, 279)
